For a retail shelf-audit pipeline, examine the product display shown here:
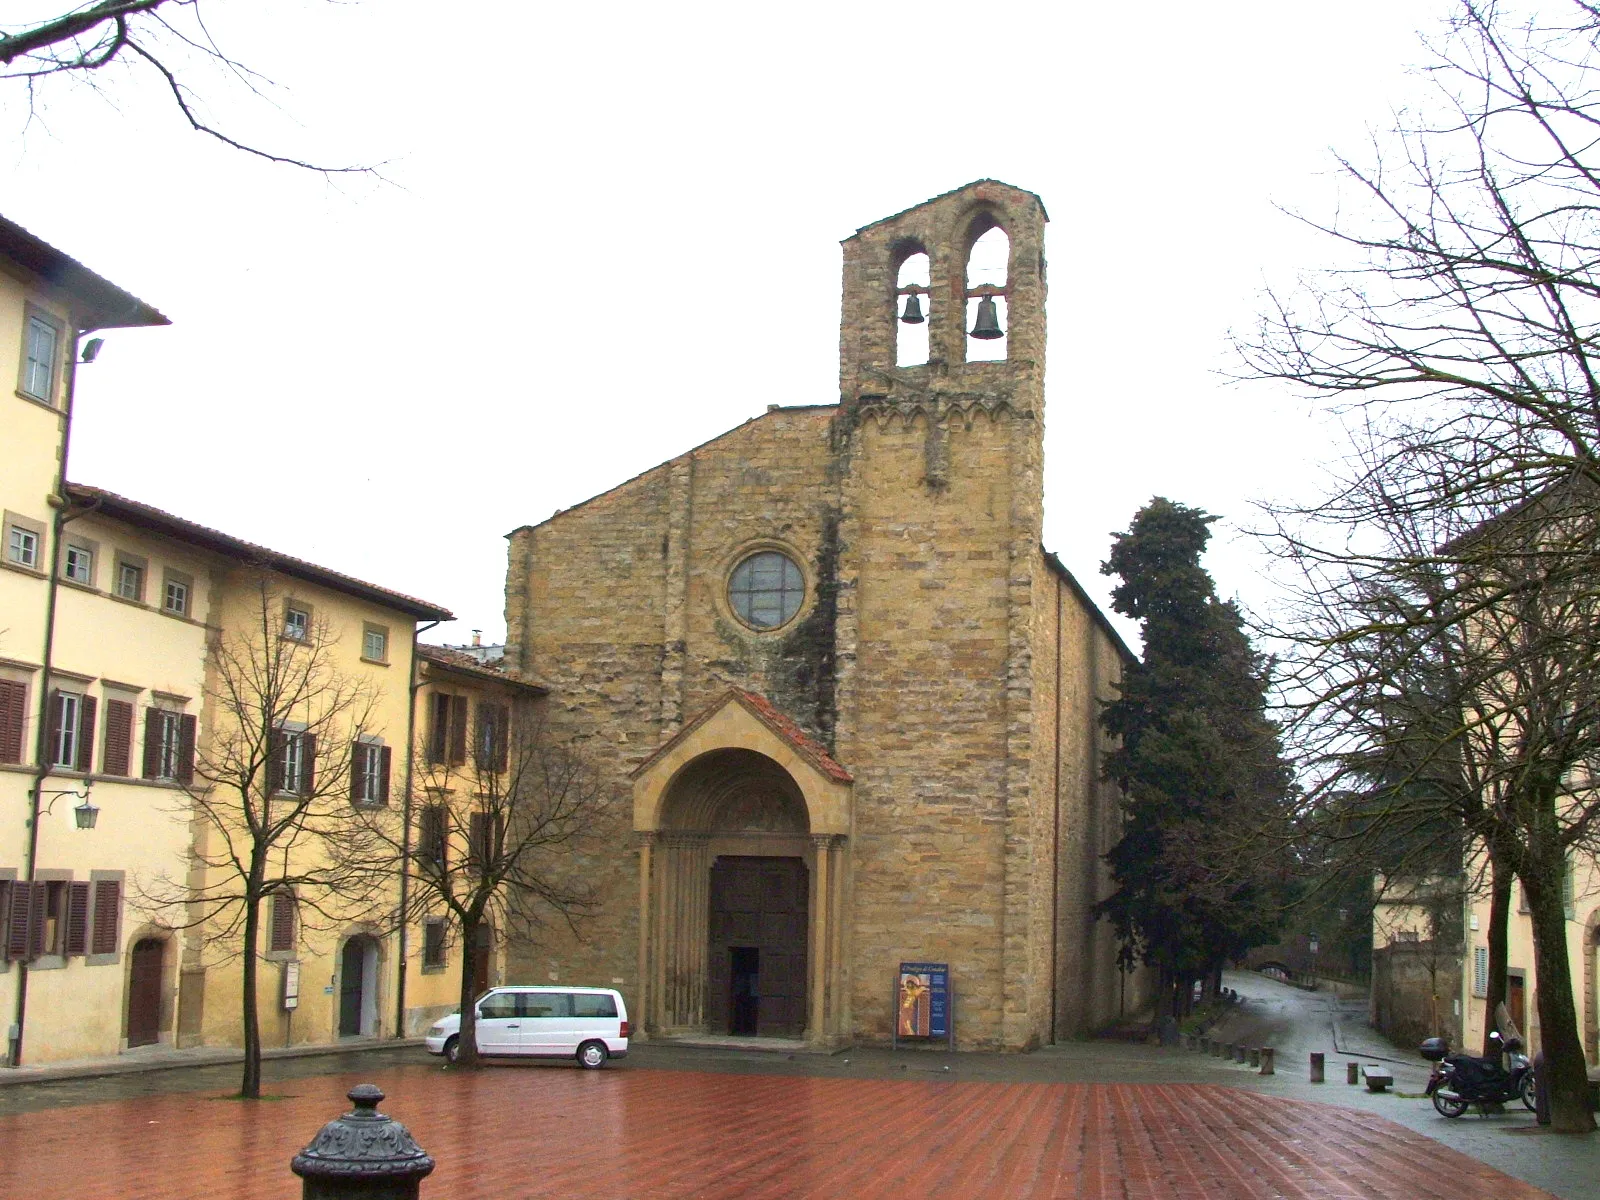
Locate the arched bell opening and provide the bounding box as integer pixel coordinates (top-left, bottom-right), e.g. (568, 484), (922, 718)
(892, 239), (932, 368)
(964, 214), (1010, 363)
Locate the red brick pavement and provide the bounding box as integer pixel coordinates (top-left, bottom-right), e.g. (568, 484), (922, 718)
(0, 1065), (1558, 1199)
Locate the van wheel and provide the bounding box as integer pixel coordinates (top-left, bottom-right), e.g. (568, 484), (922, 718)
(443, 1036), (460, 1065)
(577, 1040), (608, 1070)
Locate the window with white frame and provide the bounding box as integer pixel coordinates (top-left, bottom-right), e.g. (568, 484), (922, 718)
(50, 691), (83, 768)
(7, 524), (39, 569)
(163, 572), (190, 617)
(352, 740), (389, 806)
(115, 555), (146, 602)
(362, 624), (388, 663)
(63, 543), (93, 585)
(21, 312), (59, 402)
(283, 604), (309, 641)
(282, 733), (305, 795)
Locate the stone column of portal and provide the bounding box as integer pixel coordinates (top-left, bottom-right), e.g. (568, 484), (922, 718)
(684, 838), (710, 1029)
(655, 837), (678, 1028)
(810, 835), (832, 1042)
(635, 833), (655, 1034)
(828, 837), (847, 1039)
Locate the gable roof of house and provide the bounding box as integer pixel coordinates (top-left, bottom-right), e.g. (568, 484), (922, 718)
(629, 688), (852, 784)
(67, 483), (454, 621)
(416, 643), (546, 692)
(0, 215), (168, 329)
(846, 178), (1049, 238)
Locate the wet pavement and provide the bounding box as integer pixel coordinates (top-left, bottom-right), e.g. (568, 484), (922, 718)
(0, 972), (1593, 1198)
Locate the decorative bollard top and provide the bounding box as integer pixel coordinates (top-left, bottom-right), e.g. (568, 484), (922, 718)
(291, 1085), (436, 1183)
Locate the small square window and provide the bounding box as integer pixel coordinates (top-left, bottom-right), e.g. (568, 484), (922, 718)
(116, 559), (145, 602)
(363, 625), (388, 662)
(162, 569), (193, 618)
(7, 525), (38, 569)
(63, 544), (93, 585)
(20, 310), (61, 403)
(284, 606), (309, 641)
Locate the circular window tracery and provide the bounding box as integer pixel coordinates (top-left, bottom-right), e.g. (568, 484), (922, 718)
(728, 550), (805, 630)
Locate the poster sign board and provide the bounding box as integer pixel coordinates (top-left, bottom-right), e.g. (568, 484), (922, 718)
(894, 962), (952, 1049)
(281, 960), (300, 1011)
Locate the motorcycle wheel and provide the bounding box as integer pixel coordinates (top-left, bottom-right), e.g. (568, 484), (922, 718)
(1519, 1072), (1536, 1113)
(1433, 1090), (1469, 1118)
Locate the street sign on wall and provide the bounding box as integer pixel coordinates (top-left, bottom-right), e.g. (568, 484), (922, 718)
(894, 962), (952, 1049)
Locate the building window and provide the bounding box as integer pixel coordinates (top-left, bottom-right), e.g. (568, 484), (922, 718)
(90, 879), (122, 956)
(7, 526), (38, 569)
(283, 604), (309, 641)
(419, 804), (448, 871)
(48, 690), (95, 771)
(101, 697), (135, 776)
(20, 311), (60, 402)
(162, 571), (191, 617)
(422, 917), (447, 970)
(63, 543), (93, 585)
(728, 550), (805, 629)
(427, 693), (468, 766)
(141, 707), (196, 783)
(351, 740), (390, 806)
(475, 703), (510, 772)
(115, 554), (146, 602)
(271, 729), (315, 797)
(362, 624), (388, 663)
(0, 679), (28, 765)
(269, 891), (296, 954)
(1473, 945), (1489, 997)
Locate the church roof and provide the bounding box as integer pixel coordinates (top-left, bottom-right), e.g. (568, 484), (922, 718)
(846, 179), (1049, 238)
(629, 688), (852, 784)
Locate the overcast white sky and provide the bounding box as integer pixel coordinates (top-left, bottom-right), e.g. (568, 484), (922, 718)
(2, 0), (1456, 647)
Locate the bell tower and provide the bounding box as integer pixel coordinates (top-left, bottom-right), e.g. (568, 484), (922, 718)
(837, 179), (1047, 417)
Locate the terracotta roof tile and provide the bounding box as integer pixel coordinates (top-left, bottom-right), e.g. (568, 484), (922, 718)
(630, 688), (851, 784)
(416, 643), (546, 691)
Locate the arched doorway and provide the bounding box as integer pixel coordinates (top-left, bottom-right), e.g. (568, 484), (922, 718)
(126, 938), (165, 1048)
(338, 935), (380, 1037)
(631, 691), (853, 1046)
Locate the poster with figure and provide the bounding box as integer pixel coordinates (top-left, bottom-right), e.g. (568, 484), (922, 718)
(897, 962), (949, 1041)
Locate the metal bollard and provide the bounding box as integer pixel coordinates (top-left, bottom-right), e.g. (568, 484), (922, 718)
(1260, 1047), (1275, 1075)
(1347, 1061), (1359, 1085)
(1212, 1039), (1224, 1058)
(1185, 1033), (1196, 1051)
(292, 1084), (435, 1199)
(1224, 1042), (1235, 1060)
(1249, 1047), (1261, 1068)
(1234, 1044), (1247, 1064)
(1310, 1052), (1325, 1083)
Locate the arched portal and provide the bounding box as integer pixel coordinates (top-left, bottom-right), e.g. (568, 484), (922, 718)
(338, 934), (381, 1037)
(630, 691), (852, 1045)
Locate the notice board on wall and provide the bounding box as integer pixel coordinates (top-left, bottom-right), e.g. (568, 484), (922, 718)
(893, 962), (952, 1049)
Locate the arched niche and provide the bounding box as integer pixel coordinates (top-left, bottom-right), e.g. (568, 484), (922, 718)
(964, 213), (1010, 362)
(892, 237), (931, 368)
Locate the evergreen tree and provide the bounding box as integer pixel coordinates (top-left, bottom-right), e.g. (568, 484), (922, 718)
(1096, 498), (1293, 1019)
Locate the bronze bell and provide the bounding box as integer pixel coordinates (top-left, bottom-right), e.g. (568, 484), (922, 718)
(900, 292), (925, 324)
(969, 294), (1004, 339)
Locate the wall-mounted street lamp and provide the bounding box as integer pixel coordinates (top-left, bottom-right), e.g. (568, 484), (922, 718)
(31, 782), (98, 829)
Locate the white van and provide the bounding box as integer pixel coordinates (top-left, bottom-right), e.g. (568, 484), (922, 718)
(424, 986), (630, 1068)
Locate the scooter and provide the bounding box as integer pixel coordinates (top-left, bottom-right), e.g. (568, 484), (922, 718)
(1421, 1032), (1536, 1117)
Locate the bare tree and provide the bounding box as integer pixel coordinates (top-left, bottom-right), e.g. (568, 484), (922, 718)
(360, 701), (613, 1069)
(1240, 1), (1600, 1131)
(142, 580), (387, 1098)
(0, 1), (374, 173)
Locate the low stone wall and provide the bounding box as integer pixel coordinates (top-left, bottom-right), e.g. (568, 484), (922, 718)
(1371, 941), (1461, 1049)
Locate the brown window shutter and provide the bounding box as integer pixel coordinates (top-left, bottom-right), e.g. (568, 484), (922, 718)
(350, 742), (364, 802)
(0, 680), (26, 764)
(177, 714), (196, 784)
(301, 733), (317, 796)
(449, 696), (467, 766)
(270, 892), (295, 953)
(47, 690), (63, 764)
(90, 879), (121, 955)
(421, 805), (447, 870)
(378, 746), (392, 803)
(4, 881), (30, 961)
(426, 693), (445, 764)
(423, 919), (444, 967)
(75, 695), (96, 772)
(266, 728), (284, 794)
(27, 881), (48, 958)
(64, 881), (90, 955)
(493, 704), (510, 772)
(141, 708), (161, 778)
(103, 699), (132, 776)
(468, 811), (489, 868)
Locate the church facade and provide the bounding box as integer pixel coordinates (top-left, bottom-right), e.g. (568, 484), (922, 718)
(503, 180), (1147, 1050)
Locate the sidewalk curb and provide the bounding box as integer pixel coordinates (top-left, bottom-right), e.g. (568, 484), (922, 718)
(0, 1038), (425, 1088)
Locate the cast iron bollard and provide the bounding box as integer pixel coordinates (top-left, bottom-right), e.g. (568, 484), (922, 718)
(1259, 1047), (1275, 1075)
(1533, 1052), (1551, 1126)
(292, 1084), (435, 1200)
(1200, 1036), (1211, 1055)
(1224, 1042), (1235, 1060)
(1249, 1047), (1261, 1068)
(1310, 1052), (1325, 1083)
(1347, 1061), (1359, 1085)
(1234, 1044), (1246, 1064)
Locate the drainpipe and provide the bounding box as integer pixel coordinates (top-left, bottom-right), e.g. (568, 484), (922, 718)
(10, 327), (92, 1068)
(393, 619), (440, 1038)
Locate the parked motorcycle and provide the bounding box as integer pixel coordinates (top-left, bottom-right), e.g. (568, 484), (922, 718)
(1421, 1032), (1537, 1117)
